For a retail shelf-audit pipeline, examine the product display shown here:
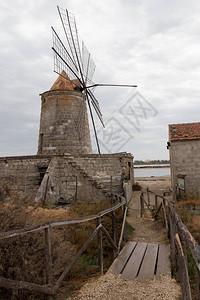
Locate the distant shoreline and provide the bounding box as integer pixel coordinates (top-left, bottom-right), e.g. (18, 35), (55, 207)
(134, 165), (170, 169)
(135, 175), (171, 182)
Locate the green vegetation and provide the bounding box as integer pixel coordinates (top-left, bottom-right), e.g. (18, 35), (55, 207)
(126, 221), (135, 235)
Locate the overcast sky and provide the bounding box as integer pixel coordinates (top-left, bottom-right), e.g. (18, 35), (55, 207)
(1, 0), (200, 160)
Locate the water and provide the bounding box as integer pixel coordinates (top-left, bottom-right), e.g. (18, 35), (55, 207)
(134, 166), (170, 178)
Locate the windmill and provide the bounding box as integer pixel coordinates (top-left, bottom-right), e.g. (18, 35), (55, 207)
(52, 6), (137, 154)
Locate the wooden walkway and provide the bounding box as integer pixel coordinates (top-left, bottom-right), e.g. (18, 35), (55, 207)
(108, 241), (170, 281)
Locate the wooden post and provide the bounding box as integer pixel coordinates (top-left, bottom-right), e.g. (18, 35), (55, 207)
(75, 176), (78, 201)
(147, 188), (150, 206)
(110, 176), (113, 204)
(96, 218), (103, 275)
(112, 211), (117, 258)
(162, 199), (168, 231)
(168, 207), (175, 267)
(140, 193), (144, 217)
(110, 176), (116, 256)
(175, 234), (192, 300)
(197, 268), (200, 299)
(118, 207), (127, 253)
(123, 203), (127, 242)
(155, 195), (158, 211)
(45, 226), (53, 285)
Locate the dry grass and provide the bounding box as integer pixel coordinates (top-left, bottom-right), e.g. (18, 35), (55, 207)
(0, 182), (123, 299)
(177, 196), (200, 208)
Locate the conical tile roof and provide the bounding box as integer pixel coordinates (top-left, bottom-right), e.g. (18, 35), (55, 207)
(50, 70), (80, 91)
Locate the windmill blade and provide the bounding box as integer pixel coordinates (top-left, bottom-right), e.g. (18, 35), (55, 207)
(82, 41), (96, 85)
(52, 27), (81, 83)
(87, 90), (104, 127)
(85, 90), (101, 154)
(57, 6), (84, 84)
(87, 83), (137, 88)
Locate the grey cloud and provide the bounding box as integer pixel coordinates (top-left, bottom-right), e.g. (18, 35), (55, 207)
(1, 0), (200, 160)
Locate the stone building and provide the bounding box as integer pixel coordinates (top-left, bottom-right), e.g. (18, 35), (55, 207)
(168, 122), (200, 194)
(38, 71), (92, 155)
(0, 72), (134, 205)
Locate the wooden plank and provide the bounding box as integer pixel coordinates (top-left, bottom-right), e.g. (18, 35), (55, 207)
(121, 242), (147, 280)
(156, 244), (170, 276)
(137, 243), (158, 281)
(107, 241), (136, 275)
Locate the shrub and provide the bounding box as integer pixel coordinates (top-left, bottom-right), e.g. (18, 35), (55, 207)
(132, 182), (141, 191)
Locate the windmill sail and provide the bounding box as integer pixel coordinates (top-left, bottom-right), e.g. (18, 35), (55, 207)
(82, 41), (96, 85)
(88, 90), (104, 127)
(51, 6), (137, 153)
(57, 7), (83, 82)
(52, 27), (79, 82)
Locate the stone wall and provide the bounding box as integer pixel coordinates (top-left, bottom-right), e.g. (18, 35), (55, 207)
(35, 153), (134, 205)
(0, 152), (134, 205)
(68, 153), (134, 193)
(169, 139), (200, 193)
(0, 155), (51, 200)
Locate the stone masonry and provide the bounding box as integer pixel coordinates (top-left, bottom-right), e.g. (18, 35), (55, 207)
(0, 153), (133, 205)
(37, 71), (92, 155)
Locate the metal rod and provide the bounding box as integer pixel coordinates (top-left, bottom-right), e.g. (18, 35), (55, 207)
(86, 83), (137, 89)
(66, 9), (85, 87)
(87, 89), (104, 127)
(51, 26), (77, 70)
(85, 91), (101, 154)
(57, 6), (77, 67)
(52, 47), (81, 84)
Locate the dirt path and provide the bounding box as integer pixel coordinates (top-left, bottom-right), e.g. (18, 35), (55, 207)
(68, 178), (182, 300)
(127, 191), (168, 244)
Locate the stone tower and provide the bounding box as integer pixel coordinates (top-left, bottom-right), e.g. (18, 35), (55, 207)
(37, 71), (92, 155)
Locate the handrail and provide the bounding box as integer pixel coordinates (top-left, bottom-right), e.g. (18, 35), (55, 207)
(0, 192), (127, 297)
(140, 188), (200, 300)
(0, 197), (126, 240)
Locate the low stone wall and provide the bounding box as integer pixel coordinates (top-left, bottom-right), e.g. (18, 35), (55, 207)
(72, 152), (134, 192)
(0, 155), (51, 201)
(0, 152), (134, 205)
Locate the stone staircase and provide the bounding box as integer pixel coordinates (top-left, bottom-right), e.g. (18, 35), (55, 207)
(66, 155), (122, 198)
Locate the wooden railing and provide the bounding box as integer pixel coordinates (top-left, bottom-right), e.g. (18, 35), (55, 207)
(0, 193), (127, 297)
(140, 189), (200, 300)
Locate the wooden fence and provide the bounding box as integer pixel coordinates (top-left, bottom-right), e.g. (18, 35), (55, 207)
(140, 189), (200, 300)
(0, 193), (127, 297)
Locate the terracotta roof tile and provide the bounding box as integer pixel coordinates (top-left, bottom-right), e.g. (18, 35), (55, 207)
(50, 70), (81, 91)
(169, 122), (200, 141)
